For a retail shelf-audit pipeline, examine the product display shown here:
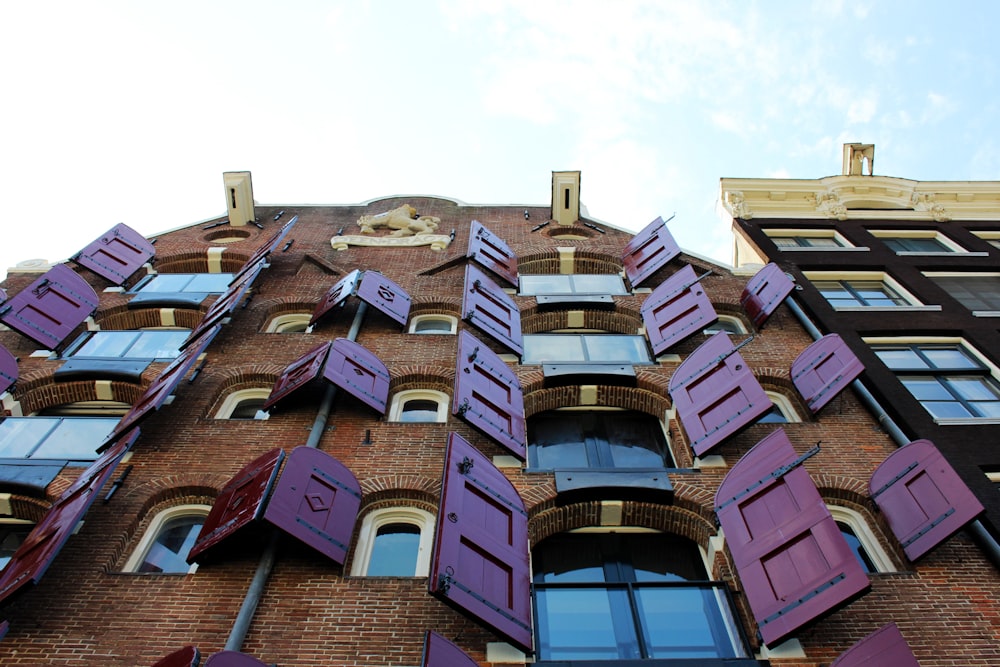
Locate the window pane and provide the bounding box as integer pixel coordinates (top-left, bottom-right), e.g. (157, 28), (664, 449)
(519, 275), (571, 295)
(875, 348), (928, 370)
(603, 419), (669, 468)
(948, 377), (1000, 402)
(138, 516), (204, 573)
(30, 418), (118, 460)
(529, 415), (590, 469)
(571, 275), (627, 294)
(922, 401), (974, 419)
(921, 347), (980, 370)
(837, 522), (876, 573)
(535, 587), (639, 660)
(523, 335), (586, 363)
(0, 525), (32, 571)
(413, 318), (453, 333)
(184, 274), (233, 292)
(755, 404), (788, 424)
(900, 377), (955, 401)
(399, 399), (440, 423)
(885, 237), (948, 253)
(635, 586), (743, 659)
(582, 335), (649, 363)
(230, 398), (267, 420)
(72, 331), (141, 358)
(367, 523), (420, 576)
(0, 418), (60, 458)
(804, 237), (841, 247)
(139, 274), (193, 292)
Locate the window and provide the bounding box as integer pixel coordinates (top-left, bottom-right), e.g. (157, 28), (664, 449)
(827, 506), (895, 573)
(805, 272), (926, 310)
(408, 314), (457, 335)
(755, 391), (800, 424)
(519, 275), (627, 296)
(926, 274), (1000, 313)
(870, 341), (1000, 421)
(523, 334), (651, 365)
(0, 416), (119, 462)
(0, 521), (33, 571)
(532, 531), (748, 661)
(132, 273), (233, 295)
(972, 231), (1000, 250)
(124, 505), (209, 574)
(869, 230), (966, 254)
(702, 315), (747, 336)
(764, 229), (852, 250)
(264, 313), (311, 333)
(528, 409), (673, 470)
(215, 388), (271, 420)
(388, 390), (449, 423)
(350, 507), (434, 577)
(64, 330), (188, 361)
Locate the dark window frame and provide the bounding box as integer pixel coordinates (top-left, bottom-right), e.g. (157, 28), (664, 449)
(527, 410), (674, 470)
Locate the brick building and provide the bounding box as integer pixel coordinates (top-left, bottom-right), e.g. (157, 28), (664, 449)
(0, 169), (997, 666)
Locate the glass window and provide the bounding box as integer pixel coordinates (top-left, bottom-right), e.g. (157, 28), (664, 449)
(702, 315), (747, 336)
(388, 390), (448, 423)
(532, 532), (748, 661)
(754, 392), (799, 425)
(869, 230), (963, 254)
(133, 273), (232, 294)
(928, 275), (1000, 312)
(215, 388), (271, 420)
(264, 313), (311, 333)
(814, 279), (912, 308)
(528, 410), (672, 469)
(125, 505), (209, 574)
(523, 334), (651, 364)
(0, 523), (32, 571)
(408, 315), (457, 335)
(66, 330), (187, 360)
(229, 398), (268, 420)
(519, 275), (627, 296)
(367, 524), (421, 576)
(0, 417), (118, 461)
(772, 236), (843, 248)
(828, 505), (895, 573)
(765, 229), (851, 249)
(883, 237), (950, 253)
(350, 508), (435, 577)
(838, 522), (877, 573)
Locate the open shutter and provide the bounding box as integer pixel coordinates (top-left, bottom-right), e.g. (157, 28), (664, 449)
(181, 261), (264, 349)
(323, 338), (391, 414)
(453, 331), (526, 459)
(462, 264), (523, 354)
(715, 429), (870, 646)
(422, 630), (480, 667)
(0, 343), (17, 395)
(740, 262), (793, 328)
(467, 221), (518, 286)
(830, 623), (919, 667)
(357, 271), (412, 326)
(430, 433), (532, 653)
(668, 333), (770, 456)
(263, 342), (332, 411)
(152, 646), (201, 667)
(188, 448), (285, 564)
(231, 215), (299, 283)
(0, 264), (99, 350)
(72, 223), (155, 285)
(641, 264), (718, 354)
(203, 651), (268, 667)
(310, 270), (362, 326)
(623, 216), (681, 287)
(791, 334), (864, 413)
(263, 446), (361, 565)
(870, 439), (984, 561)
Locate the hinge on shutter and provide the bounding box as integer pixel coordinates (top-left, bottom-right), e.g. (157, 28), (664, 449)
(760, 572), (846, 627)
(458, 457), (474, 474)
(715, 442), (821, 512)
(457, 398), (471, 416)
(436, 573), (532, 632)
(672, 335), (755, 389)
(691, 400), (767, 448)
(870, 461), (920, 499)
(311, 464), (362, 499)
(468, 346), (479, 363)
(472, 279), (482, 291)
(900, 508), (956, 547)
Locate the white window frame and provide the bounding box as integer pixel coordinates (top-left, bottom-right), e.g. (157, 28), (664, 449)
(759, 391), (801, 424)
(350, 507), (435, 577)
(123, 504), (211, 574)
(703, 315), (748, 336)
(804, 271), (938, 312)
(214, 388), (271, 420)
(408, 314), (458, 335)
(387, 390), (449, 423)
(868, 229), (977, 256)
(763, 228), (860, 251)
(827, 505), (896, 573)
(264, 313), (312, 333)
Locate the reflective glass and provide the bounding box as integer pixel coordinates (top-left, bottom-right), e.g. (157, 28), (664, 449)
(922, 348), (979, 370)
(584, 335), (649, 363)
(837, 522), (876, 573)
(571, 275), (627, 294)
(138, 515), (205, 573)
(0, 418), (60, 458)
(71, 331), (186, 360)
(186, 274), (233, 292)
(367, 523), (420, 576)
(875, 348), (927, 370)
(30, 418), (119, 460)
(399, 399), (440, 423)
(522, 335), (586, 363)
(535, 587), (638, 660)
(0, 524), (31, 571)
(636, 586), (741, 659)
(72, 331), (140, 358)
(124, 331), (187, 359)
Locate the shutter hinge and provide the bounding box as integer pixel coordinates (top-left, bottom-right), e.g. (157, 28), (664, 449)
(715, 442), (821, 513)
(458, 456), (475, 474)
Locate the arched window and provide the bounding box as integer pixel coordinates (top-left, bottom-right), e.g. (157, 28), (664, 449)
(388, 390), (449, 423)
(827, 505), (895, 573)
(350, 507), (435, 577)
(264, 313), (312, 333)
(756, 391), (801, 424)
(408, 315), (458, 335)
(0, 521), (33, 571)
(702, 315), (748, 336)
(214, 388), (271, 420)
(124, 504), (210, 574)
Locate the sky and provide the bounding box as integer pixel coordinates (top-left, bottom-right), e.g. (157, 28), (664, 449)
(2, 1), (999, 281)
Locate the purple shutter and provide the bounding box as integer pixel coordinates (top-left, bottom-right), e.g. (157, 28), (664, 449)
(181, 261), (264, 349)
(641, 264), (718, 354)
(231, 215), (299, 283)
(453, 331), (526, 459)
(72, 223), (155, 285)
(323, 338), (391, 414)
(467, 221), (518, 287)
(262, 342), (332, 411)
(422, 631), (480, 667)
(0, 343), (17, 395)
(430, 432), (532, 653)
(203, 651), (268, 667)
(310, 270), (362, 326)
(357, 271), (412, 326)
(870, 439), (984, 561)
(462, 264), (523, 354)
(791, 334), (864, 413)
(0, 264), (99, 350)
(152, 646), (201, 667)
(623, 216), (681, 287)
(263, 446), (361, 565)
(830, 623), (919, 667)
(715, 429), (870, 646)
(187, 448), (285, 564)
(98, 325), (221, 452)
(740, 262), (794, 328)
(668, 333), (770, 456)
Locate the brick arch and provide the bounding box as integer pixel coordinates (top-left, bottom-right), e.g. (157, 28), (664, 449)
(520, 307), (643, 334)
(522, 385), (670, 419)
(11, 377), (144, 415)
(0, 493), (50, 521)
(153, 252), (248, 274)
(357, 475), (441, 501)
(252, 298), (321, 329)
(203, 364), (287, 417)
(388, 366), (456, 392)
(94, 305), (204, 330)
(408, 299), (462, 318)
(517, 250), (624, 276)
(755, 370), (811, 419)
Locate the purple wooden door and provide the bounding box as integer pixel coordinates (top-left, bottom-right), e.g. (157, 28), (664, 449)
(357, 271), (412, 326)
(715, 429), (870, 646)
(73, 222), (155, 285)
(323, 338), (391, 414)
(462, 264), (523, 354)
(452, 331), (526, 459)
(429, 433), (532, 653)
(641, 264), (718, 354)
(203, 651), (268, 667)
(623, 216), (680, 287)
(740, 262), (793, 328)
(668, 333), (770, 456)
(422, 630), (480, 667)
(791, 334), (864, 413)
(310, 270), (361, 326)
(263, 446), (361, 565)
(263, 342), (332, 411)
(0, 264), (100, 349)
(0, 343), (17, 396)
(467, 220), (518, 286)
(187, 448), (285, 564)
(152, 646), (201, 667)
(870, 439), (984, 561)
(830, 623), (919, 667)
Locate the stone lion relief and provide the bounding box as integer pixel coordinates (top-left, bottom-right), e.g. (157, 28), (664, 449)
(357, 204), (441, 237)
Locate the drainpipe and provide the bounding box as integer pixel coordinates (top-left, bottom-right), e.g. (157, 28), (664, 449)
(782, 296), (1000, 570)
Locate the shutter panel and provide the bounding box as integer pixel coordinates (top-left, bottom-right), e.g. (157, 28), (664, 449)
(181, 260), (264, 349)
(262, 342), (332, 411)
(0, 343), (17, 395)
(72, 223), (155, 285)
(623, 216), (681, 287)
(422, 630), (480, 667)
(152, 646), (201, 667)
(357, 271), (412, 326)
(641, 264), (718, 354)
(453, 331), (526, 460)
(791, 334), (864, 413)
(263, 446), (361, 565)
(429, 432), (532, 653)
(0, 264), (99, 350)
(310, 270), (362, 326)
(323, 338), (391, 414)
(715, 429), (870, 646)
(668, 333), (770, 456)
(870, 439), (984, 561)
(462, 264), (523, 354)
(740, 262), (793, 328)
(830, 623), (919, 667)
(187, 448), (285, 564)
(467, 220), (518, 286)
(203, 651), (268, 667)
(231, 215), (299, 283)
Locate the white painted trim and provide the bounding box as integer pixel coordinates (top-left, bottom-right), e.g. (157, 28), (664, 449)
(408, 314), (458, 335)
(388, 389), (449, 423)
(214, 387), (271, 420)
(350, 507), (435, 577)
(123, 504), (210, 574)
(827, 505), (896, 573)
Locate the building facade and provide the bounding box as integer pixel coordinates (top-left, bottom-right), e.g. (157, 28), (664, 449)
(0, 169), (996, 666)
